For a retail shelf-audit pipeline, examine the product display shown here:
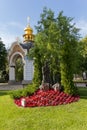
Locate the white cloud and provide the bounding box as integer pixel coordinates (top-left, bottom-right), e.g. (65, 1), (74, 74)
(0, 22), (24, 49)
(7, 22), (24, 29)
(1, 32), (18, 49)
(75, 20), (87, 37)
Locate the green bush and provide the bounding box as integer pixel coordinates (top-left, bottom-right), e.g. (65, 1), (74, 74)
(10, 89), (23, 99)
(10, 83), (39, 99)
(22, 84), (37, 97)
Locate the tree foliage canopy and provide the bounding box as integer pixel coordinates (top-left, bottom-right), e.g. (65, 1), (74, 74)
(29, 7), (80, 95)
(0, 38), (7, 71)
(79, 36), (87, 72)
(0, 38), (8, 82)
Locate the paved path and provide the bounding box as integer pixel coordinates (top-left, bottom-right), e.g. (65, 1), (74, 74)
(75, 82), (87, 87)
(0, 82), (86, 91)
(0, 83), (23, 90)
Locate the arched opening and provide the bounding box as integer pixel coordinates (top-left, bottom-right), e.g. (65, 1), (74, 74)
(9, 50), (34, 85)
(9, 52), (24, 84)
(15, 57), (23, 82)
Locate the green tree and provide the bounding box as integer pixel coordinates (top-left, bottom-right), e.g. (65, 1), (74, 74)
(0, 38), (7, 70)
(29, 7), (60, 85)
(29, 8), (80, 95)
(0, 38), (7, 82)
(80, 36), (87, 72)
(57, 12), (80, 95)
(29, 44), (43, 86)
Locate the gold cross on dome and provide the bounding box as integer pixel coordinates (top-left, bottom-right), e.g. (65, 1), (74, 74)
(27, 16), (30, 26)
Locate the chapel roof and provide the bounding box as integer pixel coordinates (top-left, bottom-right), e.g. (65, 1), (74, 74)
(20, 41), (34, 51)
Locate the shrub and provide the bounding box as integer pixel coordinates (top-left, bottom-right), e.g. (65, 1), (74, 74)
(22, 84), (37, 97)
(10, 89), (23, 99)
(10, 83), (39, 99)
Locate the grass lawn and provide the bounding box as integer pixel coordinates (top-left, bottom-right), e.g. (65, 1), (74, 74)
(0, 88), (87, 130)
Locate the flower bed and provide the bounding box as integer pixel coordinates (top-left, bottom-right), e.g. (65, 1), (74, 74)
(14, 90), (80, 107)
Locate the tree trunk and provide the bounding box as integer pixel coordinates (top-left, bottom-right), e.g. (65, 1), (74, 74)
(42, 61), (50, 83)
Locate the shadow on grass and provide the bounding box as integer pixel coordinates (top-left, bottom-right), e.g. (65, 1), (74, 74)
(0, 90), (11, 96)
(78, 87), (87, 99)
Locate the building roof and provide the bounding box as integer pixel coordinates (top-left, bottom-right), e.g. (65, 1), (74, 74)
(20, 41), (34, 51)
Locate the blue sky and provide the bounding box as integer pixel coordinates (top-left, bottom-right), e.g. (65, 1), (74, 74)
(0, 0), (87, 48)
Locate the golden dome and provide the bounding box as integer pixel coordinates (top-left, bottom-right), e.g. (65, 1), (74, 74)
(23, 20), (34, 43)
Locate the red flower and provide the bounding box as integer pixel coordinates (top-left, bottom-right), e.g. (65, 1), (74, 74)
(14, 89), (80, 107)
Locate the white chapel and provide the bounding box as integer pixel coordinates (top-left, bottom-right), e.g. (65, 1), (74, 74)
(8, 21), (34, 84)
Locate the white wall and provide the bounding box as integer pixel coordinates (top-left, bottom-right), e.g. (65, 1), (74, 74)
(24, 58), (34, 81)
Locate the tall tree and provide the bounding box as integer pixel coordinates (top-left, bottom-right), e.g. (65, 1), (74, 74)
(29, 8), (80, 95)
(0, 38), (7, 81)
(57, 12), (80, 94)
(80, 36), (87, 71)
(32, 7), (60, 84)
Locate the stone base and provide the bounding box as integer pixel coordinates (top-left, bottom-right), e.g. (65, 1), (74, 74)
(22, 80), (32, 85)
(8, 80), (16, 85)
(8, 80), (32, 86)
(8, 80), (22, 85)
